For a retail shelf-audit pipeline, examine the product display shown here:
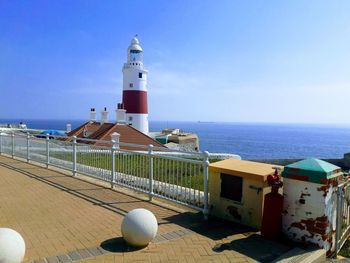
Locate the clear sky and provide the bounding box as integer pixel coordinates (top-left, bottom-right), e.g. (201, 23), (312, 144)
(0, 0), (349, 124)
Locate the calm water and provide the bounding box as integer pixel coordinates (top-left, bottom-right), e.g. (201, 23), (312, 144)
(1, 119), (349, 159)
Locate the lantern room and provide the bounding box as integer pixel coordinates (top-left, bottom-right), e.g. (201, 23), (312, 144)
(128, 36), (143, 63)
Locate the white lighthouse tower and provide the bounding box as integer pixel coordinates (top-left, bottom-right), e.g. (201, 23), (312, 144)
(122, 36), (149, 134)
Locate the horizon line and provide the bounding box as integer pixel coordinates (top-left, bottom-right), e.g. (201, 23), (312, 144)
(0, 118), (350, 127)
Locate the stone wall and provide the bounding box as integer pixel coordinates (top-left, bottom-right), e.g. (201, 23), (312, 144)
(344, 153), (350, 168)
(282, 177), (337, 256)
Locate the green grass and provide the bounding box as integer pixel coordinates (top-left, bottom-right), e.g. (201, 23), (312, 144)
(339, 240), (350, 258)
(49, 151), (220, 191)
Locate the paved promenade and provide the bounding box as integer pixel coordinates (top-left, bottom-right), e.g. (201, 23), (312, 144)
(0, 155), (292, 262)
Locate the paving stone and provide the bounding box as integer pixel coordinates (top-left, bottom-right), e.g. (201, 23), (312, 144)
(175, 230), (185, 237)
(182, 229), (194, 234)
(76, 249), (93, 259)
(168, 231), (181, 239)
(57, 254), (71, 263)
(33, 259), (47, 263)
(67, 251), (82, 261)
(87, 247), (103, 256)
(46, 257), (59, 263)
(153, 235), (167, 243)
(162, 233), (174, 240)
(97, 247), (110, 255)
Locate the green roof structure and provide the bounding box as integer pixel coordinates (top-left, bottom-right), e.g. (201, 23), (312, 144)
(281, 158), (343, 184)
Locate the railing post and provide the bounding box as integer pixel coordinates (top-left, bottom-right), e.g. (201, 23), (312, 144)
(111, 140), (116, 188)
(11, 132), (14, 158)
(203, 151), (210, 220)
(46, 134), (50, 168)
(26, 132), (30, 162)
(335, 185), (344, 256)
(148, 144), (154, 201)
(72, 136), (77, 176)
(0, 132), (2, 155)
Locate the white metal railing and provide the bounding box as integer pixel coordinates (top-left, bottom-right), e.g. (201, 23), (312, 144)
(0, 132), (209, 218)
(335, 181), (350, 255)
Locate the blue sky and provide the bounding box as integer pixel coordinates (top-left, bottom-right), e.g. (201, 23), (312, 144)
(0, 0), (349, 124)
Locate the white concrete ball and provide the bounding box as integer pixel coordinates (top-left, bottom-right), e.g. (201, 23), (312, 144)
(121, 208), (158, 247)
(0, 228), (26, 263)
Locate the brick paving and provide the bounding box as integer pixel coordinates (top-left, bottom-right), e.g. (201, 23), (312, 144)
(0, 155), (292, 262)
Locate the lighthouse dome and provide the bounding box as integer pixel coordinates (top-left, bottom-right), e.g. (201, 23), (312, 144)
(131, 36), (139, 45)
(128, 36), (142, 52)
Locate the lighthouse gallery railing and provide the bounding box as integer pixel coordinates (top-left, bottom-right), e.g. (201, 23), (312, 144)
(0, 132), (209, 218)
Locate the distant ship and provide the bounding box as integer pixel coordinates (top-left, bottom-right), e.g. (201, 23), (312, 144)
(198, 121), (215, 123)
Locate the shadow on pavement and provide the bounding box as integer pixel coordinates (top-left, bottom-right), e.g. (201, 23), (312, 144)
(213, 233), (291, 262)
(100, 237), (145, 253)
(163, 211), (255, 240)
(0, 158), (196, 222)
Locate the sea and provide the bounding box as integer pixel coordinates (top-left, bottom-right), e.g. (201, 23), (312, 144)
(1, 119), (349, 160)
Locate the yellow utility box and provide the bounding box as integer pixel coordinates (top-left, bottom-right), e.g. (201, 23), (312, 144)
(209, 159), (282, 229)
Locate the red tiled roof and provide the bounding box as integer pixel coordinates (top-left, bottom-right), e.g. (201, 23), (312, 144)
(97, 124), (165, 150)
(66, 121), (165, 151)
(66, 121), (101, 139)
(87, 123), (115, 140)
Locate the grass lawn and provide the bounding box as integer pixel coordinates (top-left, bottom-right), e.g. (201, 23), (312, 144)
(339, 240), (350, 257)
(50, 150), (219, 191)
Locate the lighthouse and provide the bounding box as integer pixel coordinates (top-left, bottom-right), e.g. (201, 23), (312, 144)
(122, 36), (149, 134)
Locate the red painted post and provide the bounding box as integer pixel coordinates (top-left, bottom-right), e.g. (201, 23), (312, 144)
(261, 168), (284, 239)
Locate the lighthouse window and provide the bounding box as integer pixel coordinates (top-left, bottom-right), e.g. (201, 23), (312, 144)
(220, 173), (243, 203)
(139, 73), (142, 78)
(128, 116), (133, 121)
(129, 83), (133, 88)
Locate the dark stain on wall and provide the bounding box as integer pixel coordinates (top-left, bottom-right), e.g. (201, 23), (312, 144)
(227, 206), (242, 221)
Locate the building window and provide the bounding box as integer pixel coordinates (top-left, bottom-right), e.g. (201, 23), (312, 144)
(220, 173), (243, 202)
(129, 83), (133, 88)
(139, 73), (142, 78)
(128, 116), (133, 121)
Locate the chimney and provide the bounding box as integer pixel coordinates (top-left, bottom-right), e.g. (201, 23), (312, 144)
(90, 108), (96, 122)
(116, 103), (126, 124)
(66, 123), (72, 133)
(110, 132), (120, 149)
(101, 107), (109, 124)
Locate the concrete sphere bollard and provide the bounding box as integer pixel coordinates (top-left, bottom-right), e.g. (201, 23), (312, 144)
(121, 208), (158, 247)
(0, 228), (26, 263)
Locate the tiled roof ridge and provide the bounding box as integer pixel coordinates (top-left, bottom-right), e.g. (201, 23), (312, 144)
(67, 121), (88, 136)
(88, 123), (114, 140)
(115, 123), (165, 148)
(65, 121), (91, 140)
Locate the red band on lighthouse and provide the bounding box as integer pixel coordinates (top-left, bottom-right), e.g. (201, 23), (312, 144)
(122, 90), (148, 114)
